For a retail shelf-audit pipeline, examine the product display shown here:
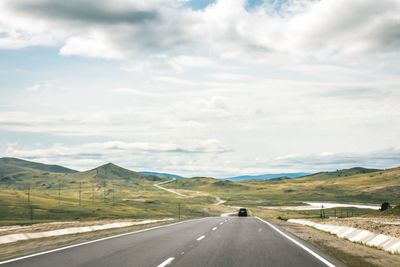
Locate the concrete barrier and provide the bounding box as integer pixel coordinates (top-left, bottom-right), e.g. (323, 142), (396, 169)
(0, 219), (173, 245)
(288, 219), (400, 254)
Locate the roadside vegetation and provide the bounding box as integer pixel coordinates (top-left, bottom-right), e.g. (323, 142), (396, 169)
(0, 157), (399, 225)
(0, 158), (229, 225)
(164, 167), (400, 207)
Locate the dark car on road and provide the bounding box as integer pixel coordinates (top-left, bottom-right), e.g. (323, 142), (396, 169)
(238, 208), (248, 217)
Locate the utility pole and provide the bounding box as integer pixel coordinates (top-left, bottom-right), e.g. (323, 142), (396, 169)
(320, 204), (324, 219)
(58, 183), (61, 206)
(27, 183), (32, 220)
(27, 184), (31, 204)
(79, 182), (82, 206)
(92, 184), (95, 206)
(178, 203), (181, 220)
(29, 205), (33, 220)
(112, 184), (115, 204)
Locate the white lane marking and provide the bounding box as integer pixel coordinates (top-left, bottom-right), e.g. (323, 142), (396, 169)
(157, 257), (175, 267)
(0, 218), (209, 265)
(220, 222), (224, 225)
(212, 227), (217, 231)
(197, 235), (205, 241)
(255, 217), (336, 267)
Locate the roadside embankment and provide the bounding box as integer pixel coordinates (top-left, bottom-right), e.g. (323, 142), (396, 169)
(0, 218), (178, 261)
(289, 219), (400, 254)
(0, 218), (173, 245)
(269, 218), (400, 267)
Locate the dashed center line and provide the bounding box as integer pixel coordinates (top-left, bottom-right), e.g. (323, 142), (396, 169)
(220, 222), (224, 225)
(212, 227), (217, 231)
(157, 257), (175, 267)
(197, 235), (205, 241)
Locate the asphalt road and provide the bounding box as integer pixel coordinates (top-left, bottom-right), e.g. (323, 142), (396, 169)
(1, 217), (341, 267)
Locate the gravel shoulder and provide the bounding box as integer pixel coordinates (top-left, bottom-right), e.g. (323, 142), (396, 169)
(272, 218), (400, 267)
(0, 219), (177, 261)
(313, 216), (400, 238)
(0, 218), (172, 236)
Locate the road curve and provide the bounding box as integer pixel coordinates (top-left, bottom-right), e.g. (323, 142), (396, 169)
(0, 217), (343, 267)
(153, 179), (186, 197)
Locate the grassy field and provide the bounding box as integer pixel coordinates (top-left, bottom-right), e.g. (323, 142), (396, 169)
(1, 158), (398, 225)
(0, 158), (233, 225)
(164, 167), (400, 206)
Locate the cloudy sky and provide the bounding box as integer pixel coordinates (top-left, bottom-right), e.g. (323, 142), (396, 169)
(1, 0), (400, 177)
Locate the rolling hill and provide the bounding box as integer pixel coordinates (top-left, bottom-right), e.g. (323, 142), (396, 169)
(140, 171), (183, 179)
(0, 157), (74, 188)
(301, 167), (382, 180)
(163, 166), (400, 205)
(0, 158), (166, 189)
(0, 157), (77, 174)
(1, 158), (398, 224)
(226, 172), (310, 181)
(0, 158), (212, 223)
(73, 163), (164, 182)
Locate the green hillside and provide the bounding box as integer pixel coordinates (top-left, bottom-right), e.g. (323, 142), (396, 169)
(69, 163), (165, 183)
(302, 167), (382, 180)
(0, 157), (77, 174)
(0, 159), (219, 225)
(164, 167), (400, 206)
(1, 158), (399, 225)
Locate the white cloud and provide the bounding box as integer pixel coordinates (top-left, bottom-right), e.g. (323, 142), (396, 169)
(1, 0), (400, 62)
(268, 148), (400, 172)
(26, 84), (41, 91)
(1, 0), (400, 176)
(25, 81), (53, 91)
(4, 143), (400, 177)
(4, 140), (232, 174)
(5, 140), (231, 156)
(59, 34), (123, 59)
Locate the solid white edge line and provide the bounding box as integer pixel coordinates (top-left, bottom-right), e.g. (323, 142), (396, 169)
(197, 235), (205, 241)
(255, 217), (336, 267)
(0, 218), (209, 265)
(157, 257), (175, 267)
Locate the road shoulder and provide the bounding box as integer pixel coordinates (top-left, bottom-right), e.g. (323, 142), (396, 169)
(0, 219), (181, 262)
(271, 218), (400, 267)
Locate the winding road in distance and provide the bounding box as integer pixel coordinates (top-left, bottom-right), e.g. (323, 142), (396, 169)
(0, 217), (343, 267)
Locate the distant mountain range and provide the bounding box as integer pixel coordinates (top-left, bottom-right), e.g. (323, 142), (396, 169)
(0, 157), (384, 186)
(225, 172), (310, 182)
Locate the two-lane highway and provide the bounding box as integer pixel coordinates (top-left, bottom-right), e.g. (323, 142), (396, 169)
(0, 217), (341, 267)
